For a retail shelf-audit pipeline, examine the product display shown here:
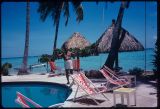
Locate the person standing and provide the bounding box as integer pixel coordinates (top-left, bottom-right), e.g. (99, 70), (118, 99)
(58, 48), (75, 84)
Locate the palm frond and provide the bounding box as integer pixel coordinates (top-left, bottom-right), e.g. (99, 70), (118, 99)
(63, 2), (70, 26)
(71, 1), (83, 23)
(37, 1), (54, 22)
(121, 1), (130, 9)
(76, 5), (83, 22)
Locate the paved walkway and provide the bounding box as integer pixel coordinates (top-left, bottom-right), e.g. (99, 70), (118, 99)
(2, 73), (157, 107)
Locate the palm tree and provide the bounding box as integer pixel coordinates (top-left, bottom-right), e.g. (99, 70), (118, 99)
(18, 1), (30, 75)
(104, 2), (130, 70)
(152, 3), (159, 107)
(39, 54), (51, 72)
(37, 0), (83, 52)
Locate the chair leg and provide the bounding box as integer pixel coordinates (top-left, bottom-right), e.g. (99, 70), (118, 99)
(101, 93), (110, 101)
(73, 85), (79, 102)
(69, 80), (74, 88)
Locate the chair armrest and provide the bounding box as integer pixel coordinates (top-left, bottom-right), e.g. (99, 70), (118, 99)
(119, 76), (130, 81)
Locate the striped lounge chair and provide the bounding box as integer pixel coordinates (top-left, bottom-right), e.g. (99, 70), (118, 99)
(15, 91), (64, 108)
(48, 61), (64, 77)
(99, 66), (131, 91)
(70, 72), (110, 105)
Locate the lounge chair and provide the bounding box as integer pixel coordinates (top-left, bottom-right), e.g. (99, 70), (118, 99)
(99, 66), (131, 91)
(103, 65), (136, 87)
(104, 65), (127, 76)
(70, 72), (110, 105)
(29, 63), (47, 71)
(48, 61), (64, 77)
(15, 91), (64, 108)
(49, 61), (57, 72)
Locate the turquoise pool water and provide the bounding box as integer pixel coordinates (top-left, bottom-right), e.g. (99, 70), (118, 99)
(2, 82), (72, 108)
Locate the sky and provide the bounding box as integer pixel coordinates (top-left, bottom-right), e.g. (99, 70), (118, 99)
(1, 1), (157, 58)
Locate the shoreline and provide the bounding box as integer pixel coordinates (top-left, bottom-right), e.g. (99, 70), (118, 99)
(1, 48), (154, 59)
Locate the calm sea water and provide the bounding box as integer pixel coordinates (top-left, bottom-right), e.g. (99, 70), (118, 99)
(1, 48), (154, 75)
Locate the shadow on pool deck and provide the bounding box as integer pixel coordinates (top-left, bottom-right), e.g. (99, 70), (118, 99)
(68, 97), (105, 105)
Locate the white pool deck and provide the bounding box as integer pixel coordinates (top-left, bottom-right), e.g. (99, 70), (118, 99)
(1, 73), (157, 107)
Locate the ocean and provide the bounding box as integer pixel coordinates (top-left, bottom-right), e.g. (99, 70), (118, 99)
(1, 48), (154, 75)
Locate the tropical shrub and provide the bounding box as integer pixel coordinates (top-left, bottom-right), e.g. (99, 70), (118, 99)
(39, 54), (52, 72)
(39, 54), (51, 63)
(128, 67), (144, 77)
(152, 34), (160, 79)
(1, 63), (12, 76)
(85, 70), (104, 78)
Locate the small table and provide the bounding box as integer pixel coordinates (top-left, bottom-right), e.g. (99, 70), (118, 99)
(113, 88), (136, 107)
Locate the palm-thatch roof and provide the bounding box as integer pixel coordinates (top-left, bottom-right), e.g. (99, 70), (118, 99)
(95, 22), (144, 53)
(62, 32), (91, 50)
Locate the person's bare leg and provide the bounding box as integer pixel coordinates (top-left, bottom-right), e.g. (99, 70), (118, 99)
(70, 69), (73, 74)
(65, 69), (70, 84)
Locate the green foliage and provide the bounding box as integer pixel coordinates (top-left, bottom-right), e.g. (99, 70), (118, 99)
(1, 63), (12, 76)
(53, 48), (64, 60)
(52, 45), (99, 60)
(152, 35), (160, 78)
(39, 54), (51, 63)
(128, 67), (144, 77)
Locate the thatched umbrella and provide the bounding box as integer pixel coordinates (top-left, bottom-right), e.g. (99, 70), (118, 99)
(62, 32), (91, 71)
(95, 20), (144, 69)
(62, 32), (91, 50)
(96, 22), (144, 53)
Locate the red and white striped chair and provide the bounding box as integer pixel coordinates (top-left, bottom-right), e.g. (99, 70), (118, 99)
(70, 72), (110, 105)
(99, 66), (131, 90)
(48, 61), (64, 77)
(15, 91), (42, 108)
(15, 91), (64, 108)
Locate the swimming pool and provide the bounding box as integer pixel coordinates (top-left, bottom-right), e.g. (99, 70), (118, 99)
(2, 82), (72, 108)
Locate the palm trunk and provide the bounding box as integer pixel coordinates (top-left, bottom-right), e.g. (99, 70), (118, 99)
(53, 13), (61, 51)
(115, 29), (127, 70)
(18, 2), (30, 75)
(104, 2), (127, 70)
(46, 62), (49, 72)
(52, 12), (61, 60)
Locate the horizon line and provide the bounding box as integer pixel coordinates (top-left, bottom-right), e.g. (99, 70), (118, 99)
(1, 48), (154, 59)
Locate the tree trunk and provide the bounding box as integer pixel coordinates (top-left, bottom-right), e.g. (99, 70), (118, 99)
(46, 62), (49, 72)
(104, 2), (127, 70)
(53, 13), (61, 51)
(52, 12), (61, 61)
(18, 1), (30, 75)
(115, 29), (127, 70)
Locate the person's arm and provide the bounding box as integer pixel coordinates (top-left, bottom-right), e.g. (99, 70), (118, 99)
(57, 53), (63, 57)
(70, 51), (75, 55)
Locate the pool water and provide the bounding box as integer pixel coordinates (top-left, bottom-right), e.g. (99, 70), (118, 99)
(2, 82), (72, 108)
